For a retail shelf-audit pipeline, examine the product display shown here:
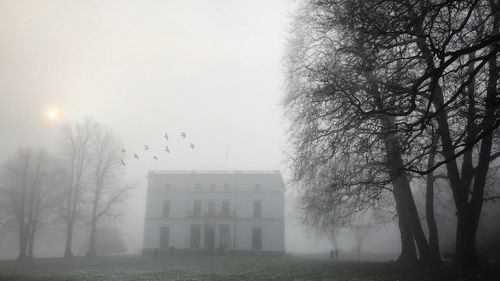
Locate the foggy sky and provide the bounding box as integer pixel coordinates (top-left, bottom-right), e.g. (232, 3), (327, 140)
(0, 0), (400, 256)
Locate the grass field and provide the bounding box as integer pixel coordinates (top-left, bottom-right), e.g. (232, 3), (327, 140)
(0, 254), (498, 281)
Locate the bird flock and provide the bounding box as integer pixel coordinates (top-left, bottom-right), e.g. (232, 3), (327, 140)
(119, 131), (195, 166)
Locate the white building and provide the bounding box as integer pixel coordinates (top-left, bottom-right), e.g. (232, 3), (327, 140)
(142, 170), (285, 254)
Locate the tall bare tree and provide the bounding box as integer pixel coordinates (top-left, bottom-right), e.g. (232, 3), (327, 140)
(86, 125), (130, 257)
(59, 118), (97, 258)
(285, 2), (431, 263)
(285, 0), (500, 268)
(352, 212), (373, 262)
(0, 148), (57, 260)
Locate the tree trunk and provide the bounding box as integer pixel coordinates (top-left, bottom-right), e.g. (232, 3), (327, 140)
(17, 222), (28, 261)
(27, 223), (36, 259)
(392, 183), (418, 263)
(87, 219), (97, 257)
(368, 71), (429, 264)
(425, 138), (443, 266)
(64, 218), (74, 258)
(87, 180), (102, 257)
(357, 244), (362, 261)
(455, 211), (479, 268)
(17, 155), (30, 261)
(379, 112), (431, 264)
(65, 180), (80, 258)
(393, 171), (432, 264)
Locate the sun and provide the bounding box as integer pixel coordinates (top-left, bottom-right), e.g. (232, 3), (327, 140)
(46, 109), (59, 121)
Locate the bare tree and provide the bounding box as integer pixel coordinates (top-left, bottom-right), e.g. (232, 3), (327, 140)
(352, 216), (371, 262)
(0, 148), (57, 260)
(86, 125), (131, 257)
(59, 118), (97, 258)
(84, 225), (128, 256)
(424, 135), (444, 265)
(285, 0), (500, 268)
(326, 226), (340, 254)
(285, 2), (432, 264)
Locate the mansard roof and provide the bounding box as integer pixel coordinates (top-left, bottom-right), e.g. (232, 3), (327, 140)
(147, 170), (285, 191)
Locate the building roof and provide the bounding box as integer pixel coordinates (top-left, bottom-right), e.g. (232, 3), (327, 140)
(147, 170), (285, 191)
(148, 170), (281, 176)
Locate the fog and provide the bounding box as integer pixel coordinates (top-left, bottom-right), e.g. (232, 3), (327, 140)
(0, 0), (417, 261)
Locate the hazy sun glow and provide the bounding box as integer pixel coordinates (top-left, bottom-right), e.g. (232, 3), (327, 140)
(46, 109), (59, 121)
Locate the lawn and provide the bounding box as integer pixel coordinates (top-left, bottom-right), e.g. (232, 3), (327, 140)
(0, 254), (498, 281)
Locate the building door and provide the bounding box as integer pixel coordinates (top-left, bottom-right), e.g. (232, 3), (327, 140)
(204, 225), (215, 249)
(190, 225), (201, 248)
(219, 225), (230, 248)
(252, 228), (262, 250)
(160, 226), (170, 248)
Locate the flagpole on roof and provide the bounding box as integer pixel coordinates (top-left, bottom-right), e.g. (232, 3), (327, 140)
(225, 145), (229, 170)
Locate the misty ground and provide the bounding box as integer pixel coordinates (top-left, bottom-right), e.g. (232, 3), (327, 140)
(0, 255), (498, 281)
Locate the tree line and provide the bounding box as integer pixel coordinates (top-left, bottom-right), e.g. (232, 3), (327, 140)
(285, 0), (500, 269)
(0, 118), (131, 260)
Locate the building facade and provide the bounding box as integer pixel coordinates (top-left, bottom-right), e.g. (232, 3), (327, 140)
(142, 170), (285, 254)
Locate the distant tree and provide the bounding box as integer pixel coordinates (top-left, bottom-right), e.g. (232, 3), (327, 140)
(86, 125), (131, 257)
(351, 210), (386, 261)
(326, 226), (339, 253)
(85, 225), (127, 255)
(59, 118), (97, 258)
(298, 164), (371, 245)
(0, 148), (58, 260)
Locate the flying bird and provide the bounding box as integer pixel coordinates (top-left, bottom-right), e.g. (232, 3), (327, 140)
(189, 143), (195, 150)
(120, 159), (126, 166)
(121, 148), (126, 153)
(134, 153), (139, 160)
(153, 155), (158, 160)
(180, 132), (186, 139)
(164, 133), (169, 141)
(144, 145), (149, 150)
(164, 146), (170, 153)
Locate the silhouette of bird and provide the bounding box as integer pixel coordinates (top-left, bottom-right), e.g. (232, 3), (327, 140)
(144, 145), (149, 150)
(180, 132), (186, 139)
(153, 156), (158, 160)
(120, 159), (126, 166)
(134, 153), (139, 160)
(164, 133), (169, 141)
(121, 148), (126, 153)
(189, 143), (195, 150)
(164, 146), (170, 153)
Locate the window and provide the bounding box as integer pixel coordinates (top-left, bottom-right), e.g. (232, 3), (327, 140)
(162, 201), (170, 218)
(164, 184), (171, 190)
(252, 228), (262, 250)
(195, 184), (201, 190)
(253, 200), (261, 218)
(207, 200), (216, 217)
(219, 225), (230, 248)
(254, 184), (261, 190)
(210, 184), (215, 190)
(223, 183), (230, 190)
(190, 225), (201, 248)
(222, 200), (230, 217)
(160, 226), (170, 248)
(193, 200), (201, 217)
